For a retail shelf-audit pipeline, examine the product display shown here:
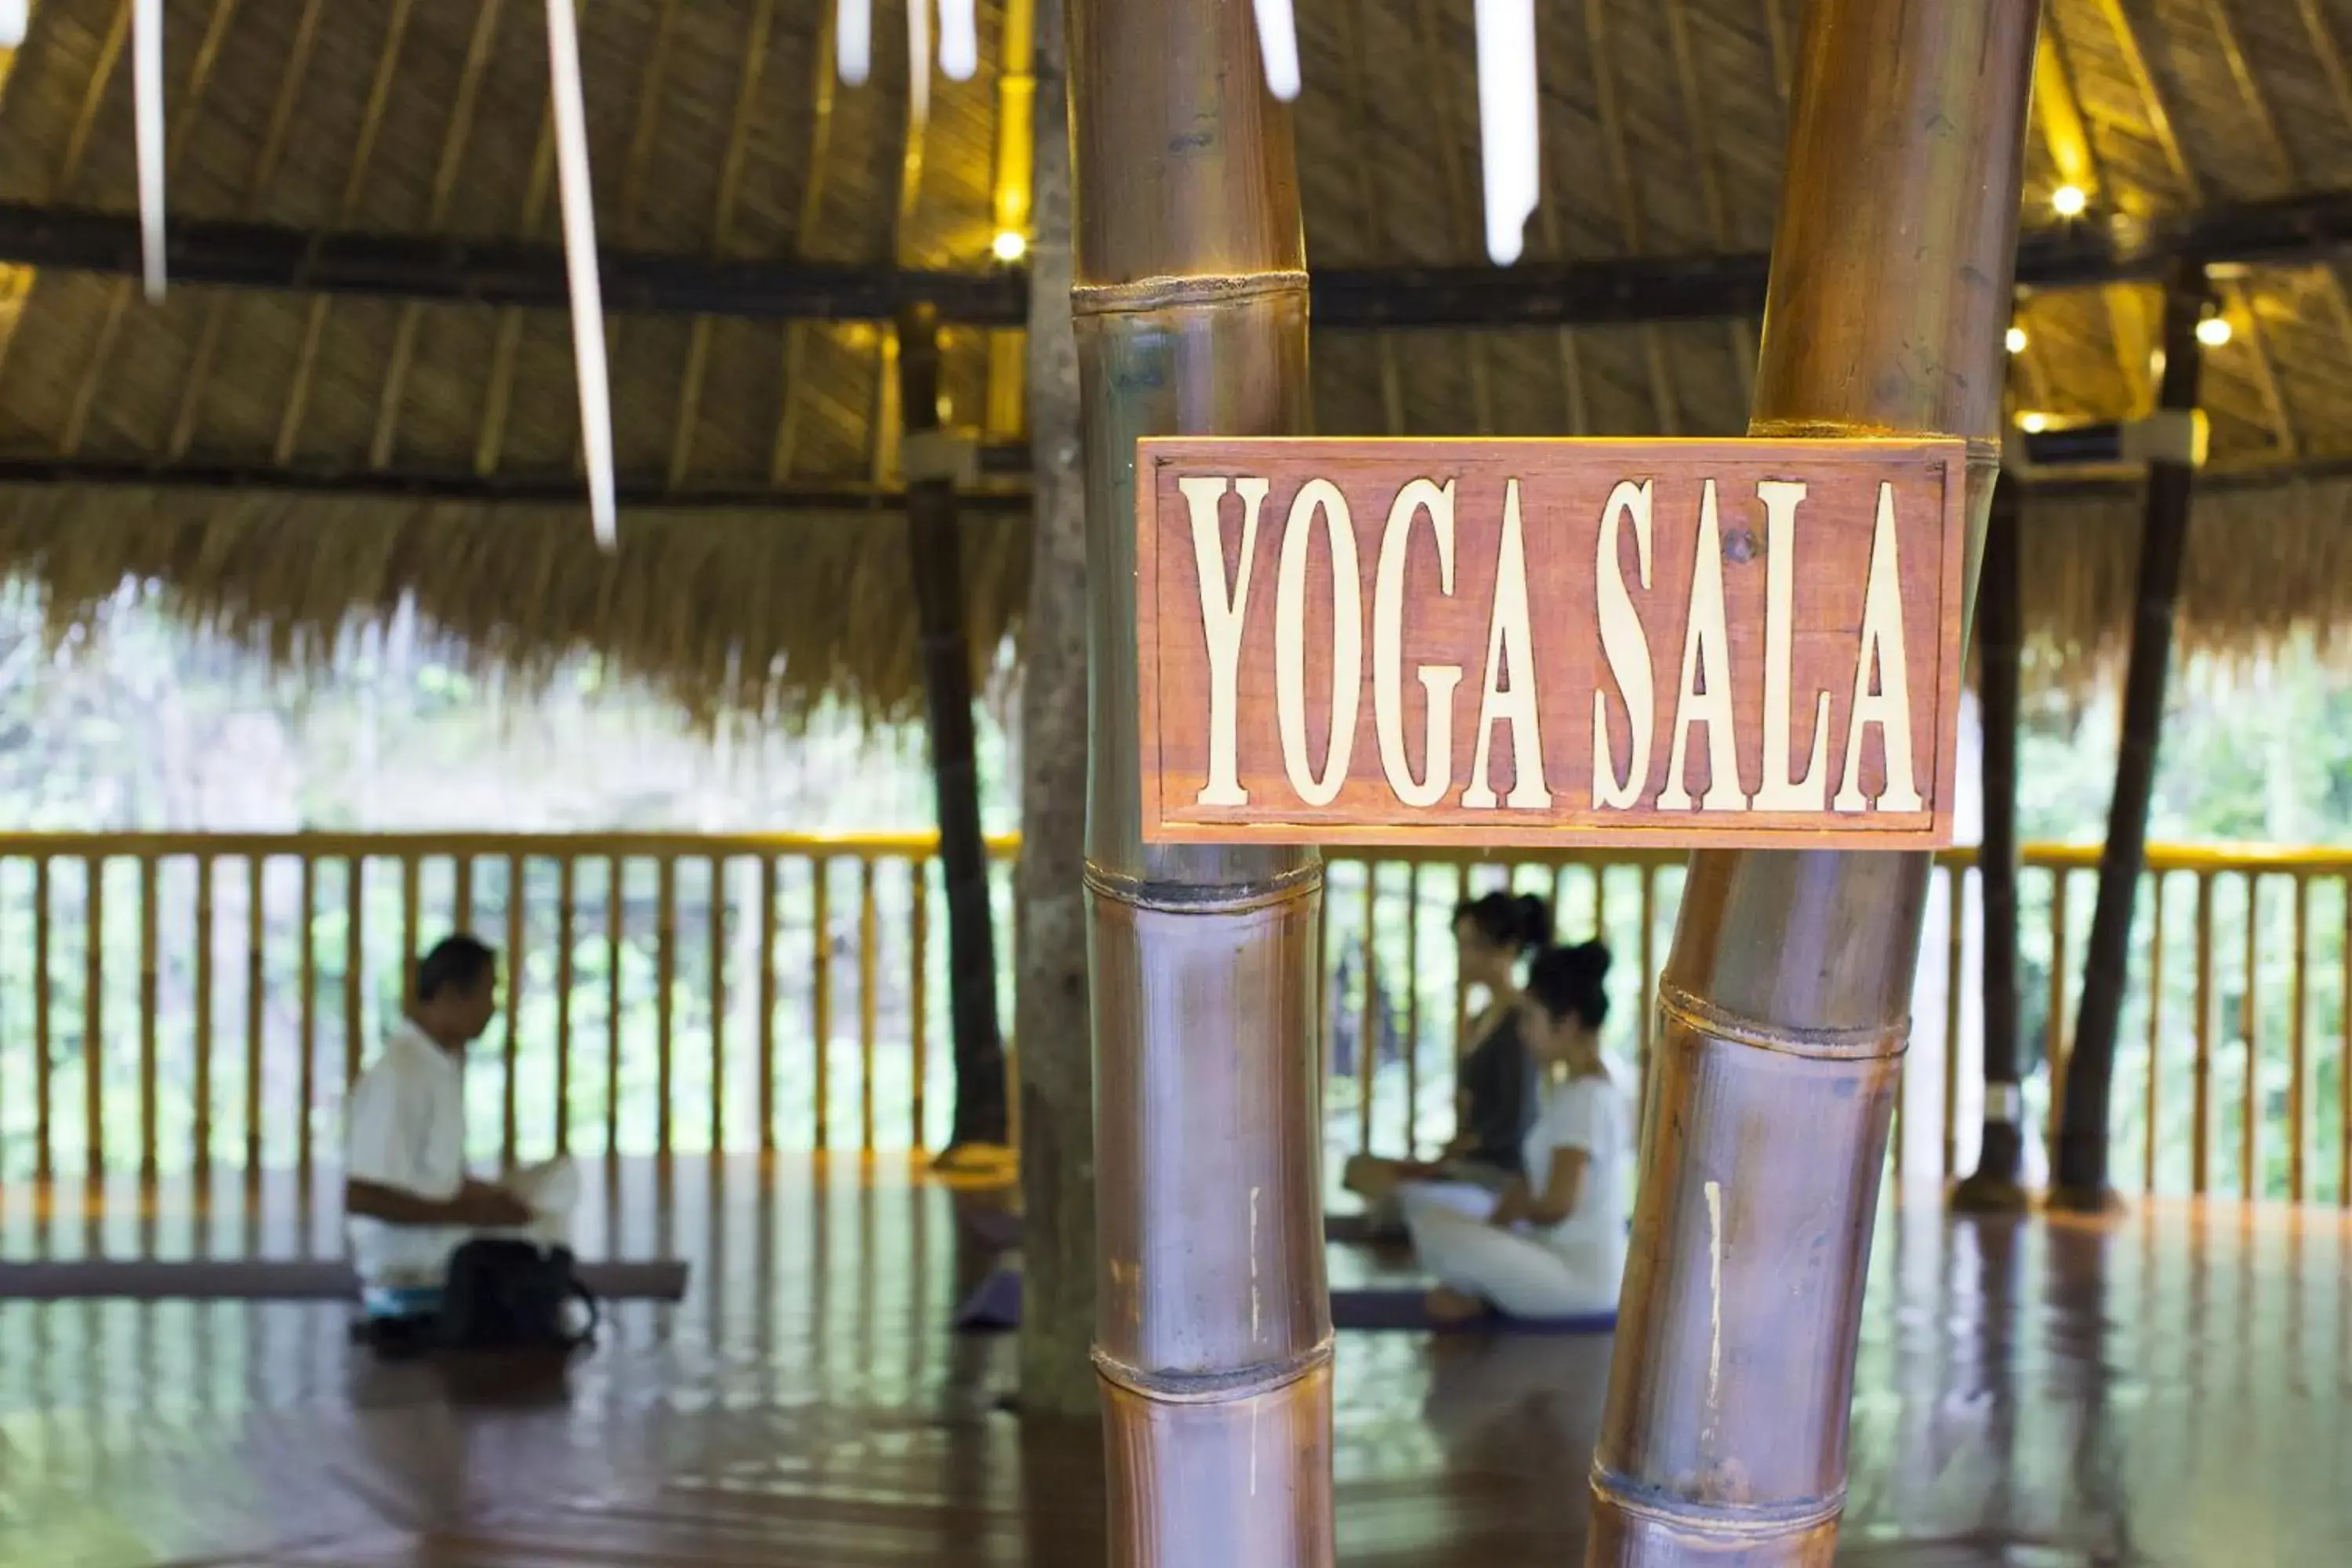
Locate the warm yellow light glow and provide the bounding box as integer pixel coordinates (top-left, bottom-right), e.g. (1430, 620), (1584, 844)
(2006, 325), (2028, 354)
(2051, 183), (2087, 217)
(2196, 314), (2233, 348)
(2018, 412), (2049, 434)
(992, 229), (1028, 263)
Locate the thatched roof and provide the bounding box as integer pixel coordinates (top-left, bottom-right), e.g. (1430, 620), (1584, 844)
(0, 0), (2348, 713)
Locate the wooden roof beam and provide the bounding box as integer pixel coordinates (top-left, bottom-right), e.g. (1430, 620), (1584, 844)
(0, 201), (1030, 325)
(0, 453), (1033, 513)
(9, 437), (2352, 506)
(15, 189), (2352, 328)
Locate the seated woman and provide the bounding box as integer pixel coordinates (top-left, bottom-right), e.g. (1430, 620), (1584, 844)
(1402, 940), (1629, 1322)
(1342, 891), (1551, 1230)
(345, 934), (579, 1319)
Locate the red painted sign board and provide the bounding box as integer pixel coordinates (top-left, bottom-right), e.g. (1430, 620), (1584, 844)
(1134, 437), (1967, 850)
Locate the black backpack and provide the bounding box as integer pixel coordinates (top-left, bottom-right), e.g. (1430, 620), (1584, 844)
(437, 1238), (601, 1353)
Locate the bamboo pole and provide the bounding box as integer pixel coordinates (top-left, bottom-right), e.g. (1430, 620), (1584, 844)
(1012, 0), (1097, 1414)
(899, 303), (1011, 1158)
(2051, 271), (2206, 1210)
(557, 854), (575, 1156)
(506, 852), (526, 1164)
(1068, 0), (1330, 1559)
(137, 853), (158, 1186)
(1955, 479), (2027, 1211)
(192, 855), (213, 1185)
(1589, 7), (2038, 1563)
(34, 856), (51, 1183)
(296, 853), (316, 1178)
(84, 854), (103, 1182)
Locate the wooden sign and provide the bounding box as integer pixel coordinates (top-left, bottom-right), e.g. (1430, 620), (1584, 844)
(1134, 437), (1967, 850)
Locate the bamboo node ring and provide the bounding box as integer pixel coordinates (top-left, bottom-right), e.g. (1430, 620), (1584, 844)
(1092, 1338), (1334, 1406)
(1655, 980), (1908, 1062)
(1071, 270), (1311, 318)
(1747, 420), (2003, 466)
(1083, 858), (1322, 915)
(1588, 1466), (1848, 1541)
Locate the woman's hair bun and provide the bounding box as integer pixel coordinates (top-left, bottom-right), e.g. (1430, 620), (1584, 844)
(1510, 893), (1554, 950)
(1526, 938), (1613, 1029)
(1561, 938), (1610, 982)
(1454, 891), (1554, 954)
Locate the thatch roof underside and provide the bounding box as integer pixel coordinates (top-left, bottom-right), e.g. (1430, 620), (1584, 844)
(0, 0), (2348, 713)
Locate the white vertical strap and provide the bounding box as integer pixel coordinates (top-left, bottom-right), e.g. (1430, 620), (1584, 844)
(1473, 0), (1540, 266)
(545, 0), (617, 550)
(1250, 0), (1301, 100)
(0, 2), (30, 49)
(938, 0), (977, 82)
(908, 0), (931, 131)
(133, 0), (166, 300)
(837, 0), (871, 85)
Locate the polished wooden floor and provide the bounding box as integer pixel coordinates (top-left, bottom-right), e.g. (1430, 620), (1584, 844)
(2, 1161), (2348, 1565)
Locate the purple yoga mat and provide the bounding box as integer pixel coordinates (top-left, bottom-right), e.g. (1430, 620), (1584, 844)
(962, 1210), (1398, 1250)
(953, 1268), (1613, 1335)
(0, 1258), (691, 1302)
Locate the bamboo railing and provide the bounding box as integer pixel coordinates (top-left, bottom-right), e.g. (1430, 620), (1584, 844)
(0, 832), (2344, 1204)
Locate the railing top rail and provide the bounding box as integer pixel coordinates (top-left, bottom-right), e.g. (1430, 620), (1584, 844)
(0, 831), (2344, 875)
(0, 829), (1023, 859)
(2006, 841), (2352, 876)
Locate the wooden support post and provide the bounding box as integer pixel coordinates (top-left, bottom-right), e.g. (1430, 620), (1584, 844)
(1069, 0), (1330, 1559)
(1955, 477), (2029, 1213)
(2050, 270), (2206, 1210)
(1588, 6), (2038, 1564)
(899, 303), (1011, 1158)
(1011, 0), (1098, 1419)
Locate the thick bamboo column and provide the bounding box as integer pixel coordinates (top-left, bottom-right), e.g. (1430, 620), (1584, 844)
(1588, 6), (2038, 1565)
(901, 303), (1011, 1156)
(2050, 274), (2205, 1209)
(1954, 478), (2028, 1214)
(1014, 0), (1098, 1417)
(1068, 1), (1330, 1563)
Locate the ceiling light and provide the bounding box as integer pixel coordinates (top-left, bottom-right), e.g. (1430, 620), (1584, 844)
(2005, 325), (2028, 354)
(2018, 412), (2049, 434)
(2051, 183), (2087, 218)
(992, 229), (1028, 263)
(2196, 315), (2233, 348)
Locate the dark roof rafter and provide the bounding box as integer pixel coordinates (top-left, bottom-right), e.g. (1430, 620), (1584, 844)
(5, 445), (2349, 511)
(0, 454), (1033, 513)
(5, 190), (2352, 330)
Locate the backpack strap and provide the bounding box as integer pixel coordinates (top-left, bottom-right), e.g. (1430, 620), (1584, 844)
(565, 1277), (603, 1351)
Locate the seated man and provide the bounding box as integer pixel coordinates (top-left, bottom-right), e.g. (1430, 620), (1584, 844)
(345, 934), (578, 1317)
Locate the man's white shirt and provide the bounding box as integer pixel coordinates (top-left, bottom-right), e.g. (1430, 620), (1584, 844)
(343, 1018), (470, 1284)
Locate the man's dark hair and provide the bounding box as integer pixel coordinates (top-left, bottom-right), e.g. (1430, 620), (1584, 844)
(416, 934), (498, 1001)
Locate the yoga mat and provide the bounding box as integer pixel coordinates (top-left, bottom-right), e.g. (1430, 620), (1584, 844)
(0, 1258), (691, 1303)
(1328, 1287), (1615, 1334)
(960, 1210), (1399, 1250)
(953, 1269), (1613, 1335)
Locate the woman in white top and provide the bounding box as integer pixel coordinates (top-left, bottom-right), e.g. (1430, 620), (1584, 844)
(1401, 939), (1630, 1322)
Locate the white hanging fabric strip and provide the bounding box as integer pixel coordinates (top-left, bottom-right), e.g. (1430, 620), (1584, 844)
(133, 0), (166, 299)
(938, 0), (977, 82)
(1250, 0), (1301, 100)
(908, 0), (931, 132)
(545, 0), (617, 550)
(0, 2), (29, 49)
(838, 0), (871, 86)
(1474, 0), (1539, 265)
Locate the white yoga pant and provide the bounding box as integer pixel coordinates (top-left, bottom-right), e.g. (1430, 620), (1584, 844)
(1357, 1166), (1508, 1231)
(1401, 1184), (1621, 1319)
(1396, 1180), (1501, 1221)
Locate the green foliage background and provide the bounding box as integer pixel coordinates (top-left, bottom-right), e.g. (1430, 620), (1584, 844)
(0, 587), (2345, 1198)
